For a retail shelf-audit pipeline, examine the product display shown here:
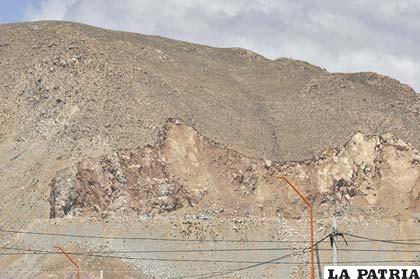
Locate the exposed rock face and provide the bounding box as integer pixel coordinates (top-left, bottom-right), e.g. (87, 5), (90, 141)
(280, 132), (420, 216)
(49, 155), (128, 218)
(49, 119), (420, 219)
(49, 150), (195, 219)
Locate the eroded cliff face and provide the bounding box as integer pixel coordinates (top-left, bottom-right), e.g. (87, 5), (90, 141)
(49, 119), (420, 219)
(280, 132), (419, 217)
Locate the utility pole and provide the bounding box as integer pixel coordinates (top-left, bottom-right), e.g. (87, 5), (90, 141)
(55, 246), (80, 279)
(277, 176), (315, 279)
(332, 215), (339, 265)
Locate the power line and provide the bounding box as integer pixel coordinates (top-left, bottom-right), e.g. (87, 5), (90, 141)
(177, 231), (419, 279)
(343, 232), (420, 246)
(1, 228), (419, 243)
(0, 236), (321, 267)
(176, 251), (302, 279)
(0, 249), (416, 266)
(177, 233), (332, 279)
(0, 228), (315, 243)
(338, 240), (420, 243)
(320, 260), (419, 263)
(0, 229), (420, 245)
(0, 228), (417, 278)
(0, 246), (302, 253)
(0, 245), (418, 254)
(0, 245), (313, 265)
(337, 248), (419, 253)
(0, 236), (417, 279)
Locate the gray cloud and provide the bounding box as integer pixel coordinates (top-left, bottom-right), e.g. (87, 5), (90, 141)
(25, 0), (420, 92)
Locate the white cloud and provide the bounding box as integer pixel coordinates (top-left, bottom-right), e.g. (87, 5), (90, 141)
(25, 0), (77, 20)
(25, 0), (420, 92)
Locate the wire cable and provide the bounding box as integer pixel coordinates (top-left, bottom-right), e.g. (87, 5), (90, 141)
(176, 233), (332, 279)
(342, 232), (420, 246)
(2, 228), (419, 244)
(0, 228), (318, 243)
(0, 246), (418, 254)
(2, 228), (418, 243)
(0, 245), (319, 265)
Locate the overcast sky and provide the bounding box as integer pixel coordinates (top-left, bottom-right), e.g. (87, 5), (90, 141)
(1, 0), (419, 92)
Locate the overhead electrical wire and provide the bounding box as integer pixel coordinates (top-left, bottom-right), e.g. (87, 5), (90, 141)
(176, 233), (332, 279)
(0, 228), (318, 243)
(342, 232), (420, 246)
(1, 228), (419, 244)
(0, 245), (418, 255)
(0, 231), (416, 278)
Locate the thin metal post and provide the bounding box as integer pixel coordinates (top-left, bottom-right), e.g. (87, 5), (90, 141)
(315, 243), (323, 279)
(332, 216), (338, 265)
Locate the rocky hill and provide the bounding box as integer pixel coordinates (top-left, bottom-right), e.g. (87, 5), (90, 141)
(0, 21), (419, 278)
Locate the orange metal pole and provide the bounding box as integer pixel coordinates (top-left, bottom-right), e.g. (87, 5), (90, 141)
(277, 176), (315, 279)
(55, 246), (80, 279)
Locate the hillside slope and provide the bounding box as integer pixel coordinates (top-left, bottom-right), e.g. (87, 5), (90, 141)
(0, 21), (419, 278)
(1, 21), (419, 164)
